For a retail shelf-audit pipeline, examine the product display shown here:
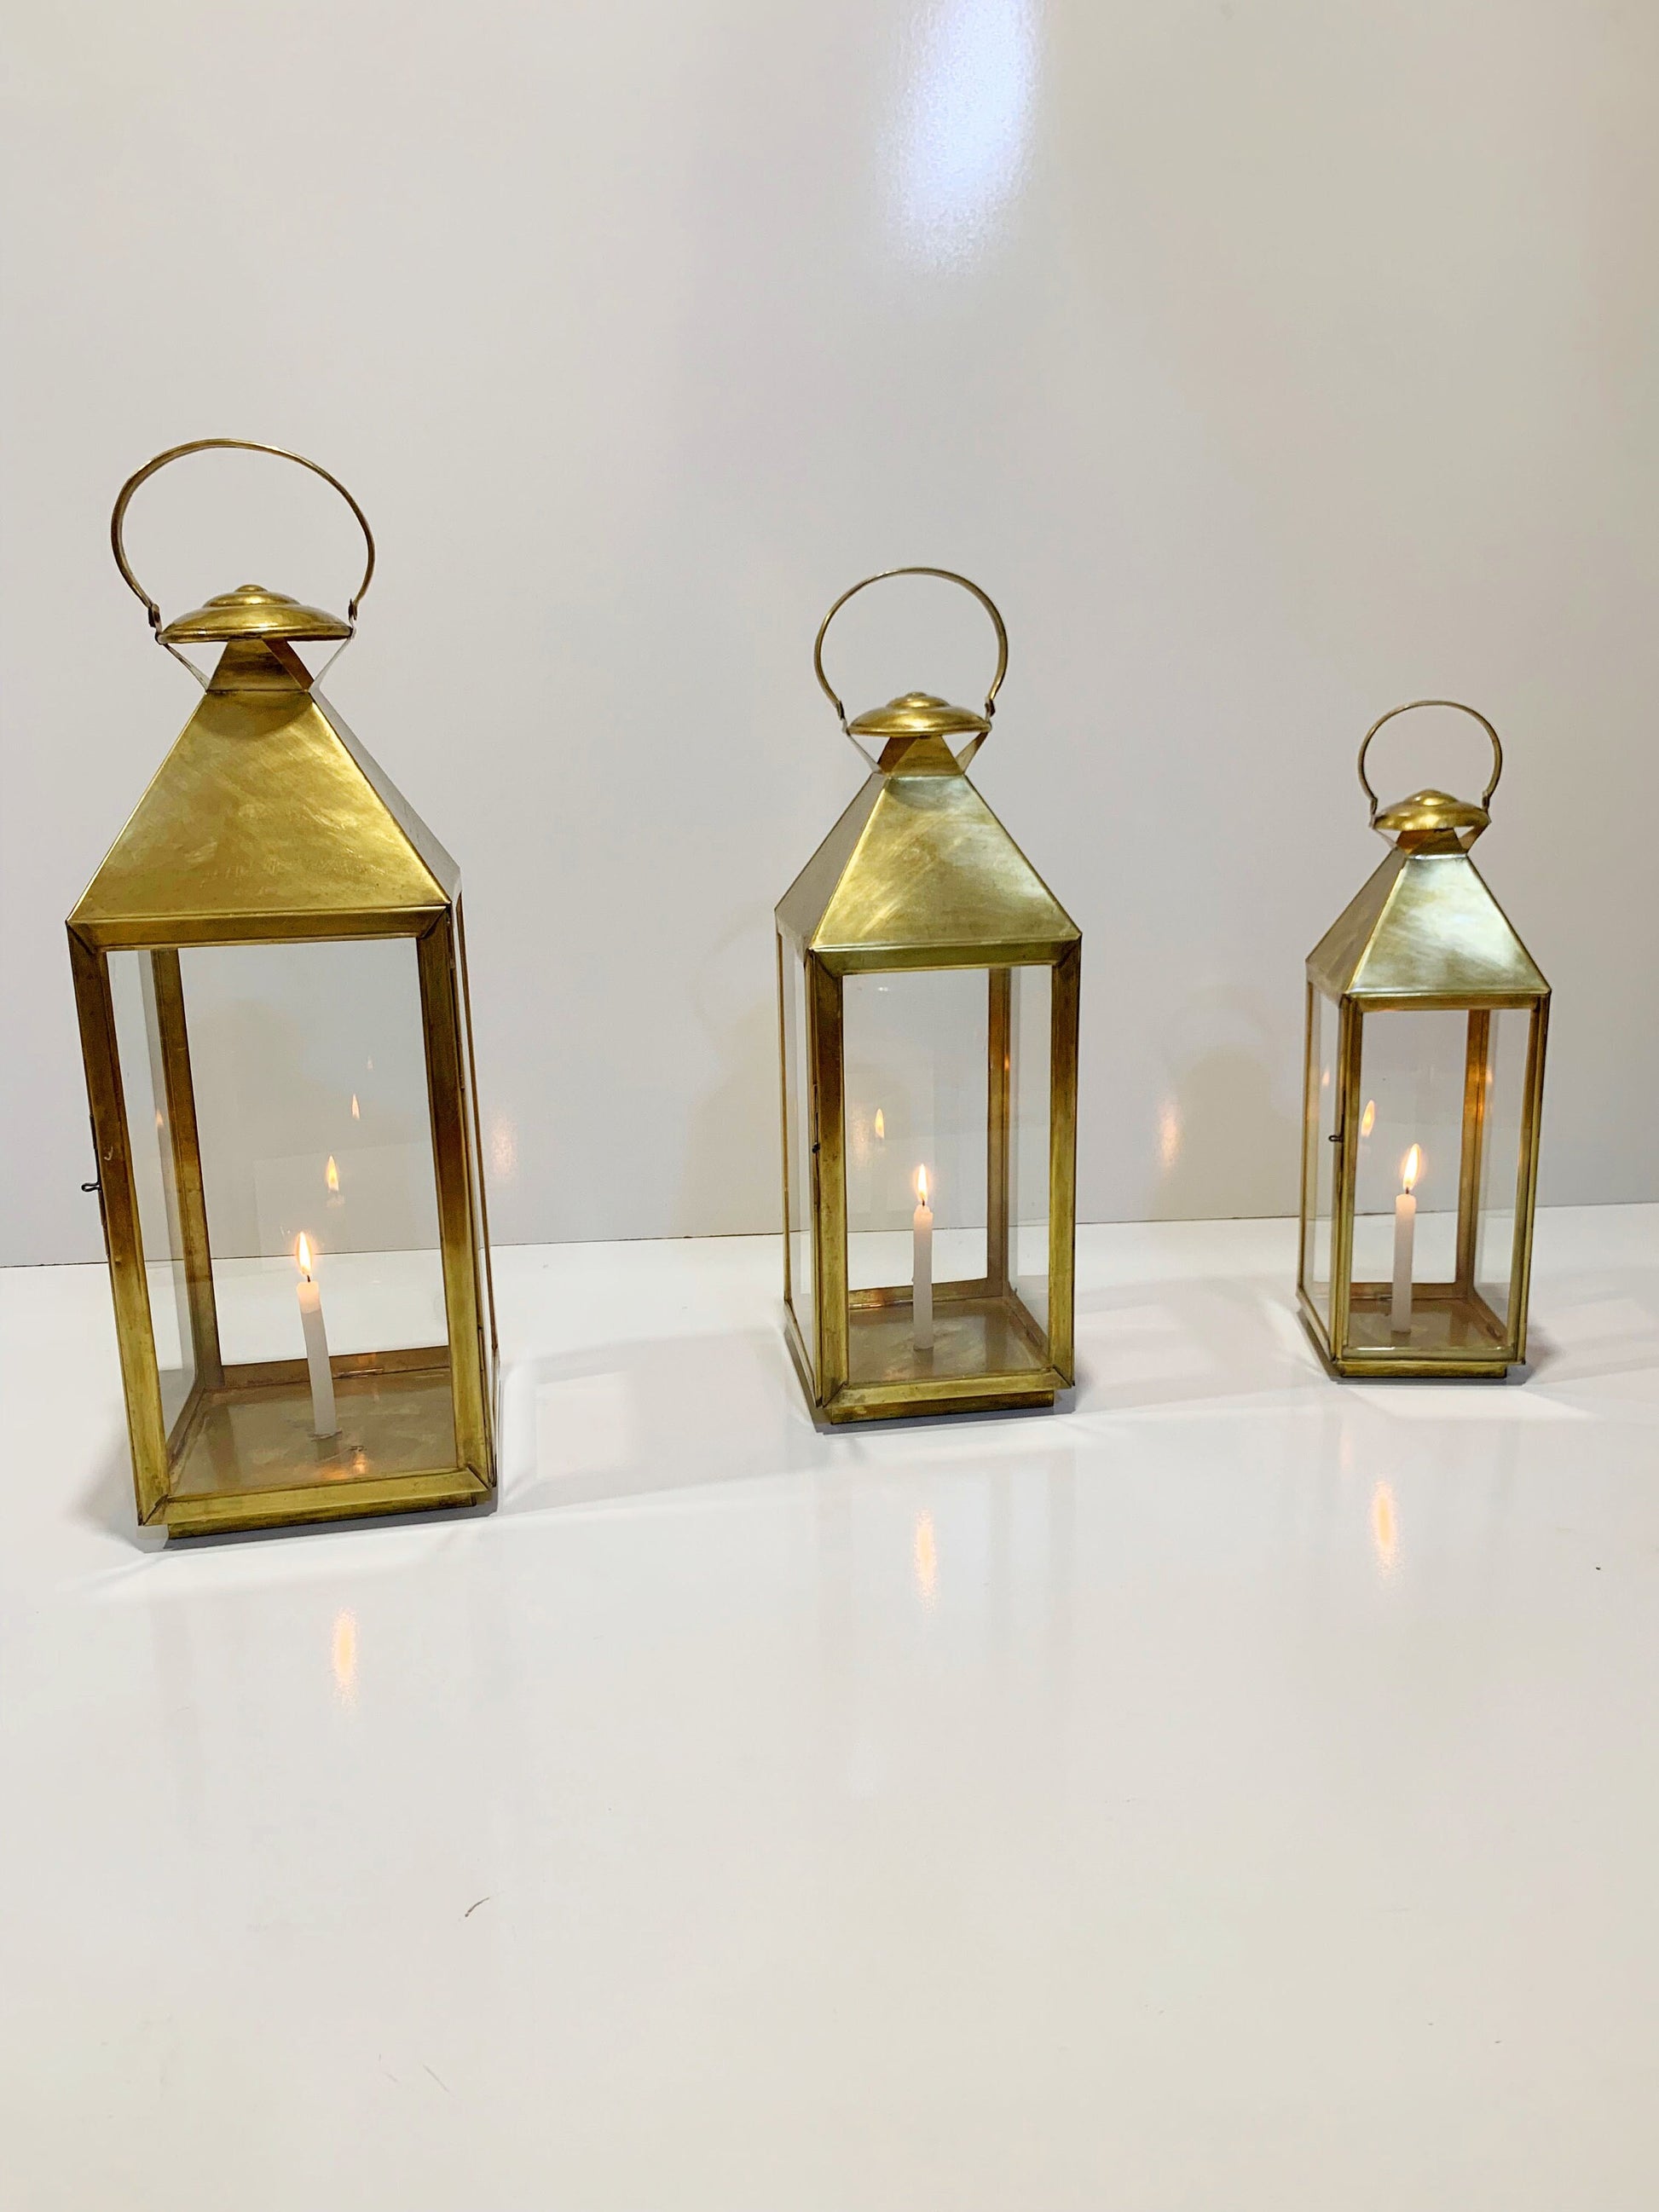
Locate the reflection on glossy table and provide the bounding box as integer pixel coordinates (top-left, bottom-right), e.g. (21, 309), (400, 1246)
(3, 1207), (1659, 2209)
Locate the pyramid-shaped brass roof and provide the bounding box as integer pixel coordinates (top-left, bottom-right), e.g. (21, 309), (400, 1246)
(1308, 842), (1547, 1002)
(777, 728), (1078, 974)
(69, 639), (457, 950)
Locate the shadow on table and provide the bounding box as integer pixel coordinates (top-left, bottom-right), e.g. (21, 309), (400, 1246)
(500, 1324), (832, 1515)
(74, 1432), (165, 1548)
(1072, 1271), (1319, 1417)
(1520, 1268), (1659, 1394)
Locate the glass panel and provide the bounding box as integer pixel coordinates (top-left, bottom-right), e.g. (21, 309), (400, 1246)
(1344, 1007), (1508, 1360)
(1007, 964), (1050, 1344)
(1476, 1008), (1532, 1331)
(781, 936), (815, 1383)
(128, 936), (458, 1499)
(845, 968), (987, 1294)
(1300, 987), (1338, 1334)
(108, 951), (196, 1435)
(841, 967), (1043, 1387)
(181, 939), (446, 1364)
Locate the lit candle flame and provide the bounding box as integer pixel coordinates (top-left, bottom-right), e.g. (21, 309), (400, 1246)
(874, 1107), (885, 1141)
(1402, 1144), (1421, 1193)
(350, 1093), (361, 1121)
(1360, 1099), (1376, 1138)
(915, 1165), (929, 1207)
(296, 1231), (314, 1278)
(325, 1155), (340, 1194)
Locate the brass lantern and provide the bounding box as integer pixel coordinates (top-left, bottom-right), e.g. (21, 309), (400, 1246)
(776, 568), (1081, 1424)
(1298, 700), (1549, 1380)
(68, 440), (498, 1537)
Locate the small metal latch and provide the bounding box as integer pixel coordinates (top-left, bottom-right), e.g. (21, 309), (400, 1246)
(82, 1179), (101, 1193)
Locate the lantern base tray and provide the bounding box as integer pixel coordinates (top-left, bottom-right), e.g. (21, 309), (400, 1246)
(153, 1352), (488, 1536)
(790, 1283), (1066, 1423)
(846, 1285), (1049, 1387)
(1302, 1281), (1516, 1377)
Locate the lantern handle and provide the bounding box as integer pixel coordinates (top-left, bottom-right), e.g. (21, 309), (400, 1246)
(1356, 699), (1503, 827)
(812, 567), (1009, 740)
(110, 439), (376, 680)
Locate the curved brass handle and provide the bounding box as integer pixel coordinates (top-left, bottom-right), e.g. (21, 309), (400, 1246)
(812, 566), (1009, 735)
(1356, 698), (1503, 827)
(110, 437), (376, 647)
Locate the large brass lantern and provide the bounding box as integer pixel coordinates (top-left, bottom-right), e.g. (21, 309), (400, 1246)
(1298, 701), (1549, 1380)
(776, 568), (1081, 1424)
(68, 440), (498, 1537)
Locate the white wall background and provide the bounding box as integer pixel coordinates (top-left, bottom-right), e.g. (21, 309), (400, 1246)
(4, 0), (1659, 1268)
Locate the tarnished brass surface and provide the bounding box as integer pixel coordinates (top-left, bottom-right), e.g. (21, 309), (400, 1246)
(69, 645), (454, 949)
(849, 691), (991, 743)
(1306, 846), (1546, 1002)
(161, 583), (352, 646)
(72, 444), (496, 1537)
(1298, 701), (1548, 1382)
(164, 1466), (486, 1539)
(777, 570), (1079, 1424)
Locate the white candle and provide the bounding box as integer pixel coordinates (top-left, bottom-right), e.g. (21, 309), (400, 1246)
(1390, 1145), (1420, 1334)
(295, 1233), (338, 1439)
(912, 1167), (934, 1352)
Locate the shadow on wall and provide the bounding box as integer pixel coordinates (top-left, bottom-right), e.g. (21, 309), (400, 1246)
(1148, 990), (1300, 1222)
(677, 914), (784, 1236)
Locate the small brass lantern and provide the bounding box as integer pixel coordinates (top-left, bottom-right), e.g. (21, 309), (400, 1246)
(69, 440), (498, 1536)
(1298, 701), (1549, 1379)
(776, 568), (1081, 1423)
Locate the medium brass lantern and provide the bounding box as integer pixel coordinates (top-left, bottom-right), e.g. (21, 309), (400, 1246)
(1298, 700), (1549, 1380)
(776, 568), (1081, 1424)
(68, 440), (498, 1537)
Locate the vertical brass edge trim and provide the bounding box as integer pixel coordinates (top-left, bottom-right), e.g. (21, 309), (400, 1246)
(809, 957), (848, 1401)
(1331, 998), (1363, 1360)
(68, 927), (171, 1522)
(1510, 996), (1549, 1364)
(416, 918), (491, 1484)
(987, 967), (1012, 1299)
(1048, 942), (1081, 1382)
(1455, 1008), (1491, 1295)
(149, 947), (224, 1388)
(454, 898), (500, 1372)
(776, 930), (794, 1321)
(1296, 981), (1315, 1302)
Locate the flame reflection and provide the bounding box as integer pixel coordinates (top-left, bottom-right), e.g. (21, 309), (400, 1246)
(914, 1510), (938, 1603)
(332, 1608), (359, 1703)
(1371, 1481), (1398, 1573)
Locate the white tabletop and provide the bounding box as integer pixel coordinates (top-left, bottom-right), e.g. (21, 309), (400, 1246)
(3, 1206), (1658, 2209)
